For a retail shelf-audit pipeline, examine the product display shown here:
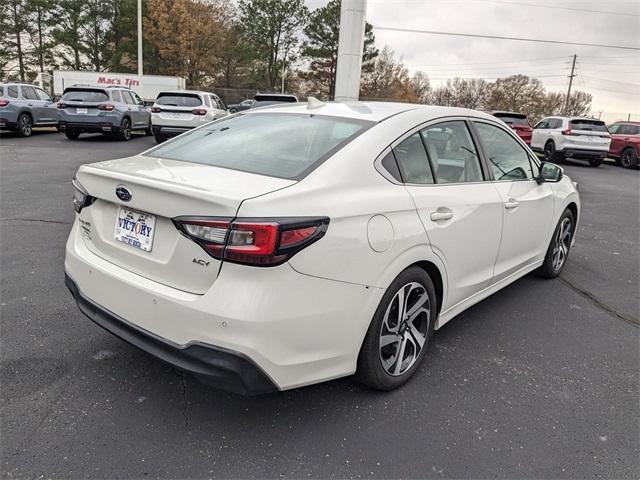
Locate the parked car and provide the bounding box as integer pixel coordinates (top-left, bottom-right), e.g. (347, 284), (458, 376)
(0, 82), (58, 136)
(608, 121), (639, 169)
(227, 99), (255, 113)
(531, 116), (611, 167)
(491, 111), (532, 145)
(150, 90), (228, 143)
(65, 102), (579, 395)
(58, 85), (151, 141)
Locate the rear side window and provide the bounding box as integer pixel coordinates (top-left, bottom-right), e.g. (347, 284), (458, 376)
(156, 93), (202, 107)
(534, 120), (549, 129)
(570, 119), (607, 132)
(475, 122), (533, 181)
(146, 113), (371, 179)
(620, 124), (640, 135)
(61, 89), (108, 102)
(121, 91), (135, 104)
(393, 133), (434, 184)
(22, 86), (39, 100)
(111, 90), (123, 103)
(494, 114), (529, 126)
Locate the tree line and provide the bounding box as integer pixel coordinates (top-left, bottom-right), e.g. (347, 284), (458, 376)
(0, 0), (591, 120)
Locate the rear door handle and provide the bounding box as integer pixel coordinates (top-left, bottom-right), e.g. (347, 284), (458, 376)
(505, 200), (520, 210)
(430, 211), (453, 221)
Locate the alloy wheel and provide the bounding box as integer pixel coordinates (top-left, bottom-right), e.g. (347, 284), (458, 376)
(621, 149), (636, 168)
(552, 217), (572, 272)
(20, 115), (32, 136)
(379, 282), (430, 376)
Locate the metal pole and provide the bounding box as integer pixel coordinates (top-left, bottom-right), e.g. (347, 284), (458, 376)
(334, 0), (367, 101)
(137, 0), (143, 76)
(564, 54), (577, 115)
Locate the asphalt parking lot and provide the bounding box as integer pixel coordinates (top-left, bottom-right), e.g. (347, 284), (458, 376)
(1, 129), (638, 479)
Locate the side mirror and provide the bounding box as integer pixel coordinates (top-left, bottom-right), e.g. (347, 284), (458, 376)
(536, 162), (563, 184)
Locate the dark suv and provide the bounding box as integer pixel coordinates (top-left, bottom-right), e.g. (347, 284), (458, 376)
(0, 82), (58, 136)
(57, 85), (151, 141)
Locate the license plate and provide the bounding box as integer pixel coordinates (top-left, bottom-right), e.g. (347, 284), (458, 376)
(76, 107), (87, 114)
(115, 207), (156, 252)
(168, 112), (187, 119)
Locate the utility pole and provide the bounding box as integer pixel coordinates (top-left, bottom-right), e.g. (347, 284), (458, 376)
(137, 0), (143, 77)
(334, 0), (368, 101)
(564, 54), (577, 115)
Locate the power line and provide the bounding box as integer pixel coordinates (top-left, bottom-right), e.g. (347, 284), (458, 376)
(402, 56), (570, 67)
(581, 75), (640, 87)
(477, 0), (640, 17)
(372, 26), (640, 51)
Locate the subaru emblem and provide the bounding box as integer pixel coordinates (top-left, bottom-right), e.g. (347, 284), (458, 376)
(115, 185), (132, 202)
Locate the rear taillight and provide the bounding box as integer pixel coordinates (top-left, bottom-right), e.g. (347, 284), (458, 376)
(97, 103), (114, 111)
(57, 102), (67, 109)
(151, 106), (161, 113)
(0, 100), (9, 107)
(173, 217), (330, 266)
(191, 108), (207, 116)
(561, 129), (574, 136)
(72, 178), (96, 213)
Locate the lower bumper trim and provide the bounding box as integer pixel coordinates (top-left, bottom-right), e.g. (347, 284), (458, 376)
(65, 273), (278, 395)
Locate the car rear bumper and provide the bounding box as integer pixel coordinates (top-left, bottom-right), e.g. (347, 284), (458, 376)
(59, 121), (121, 133)
(64, 220), (382, 392)
(152, 125), (193, 137)
(65, 273), (278, 395)
(561, 148), (608, 159)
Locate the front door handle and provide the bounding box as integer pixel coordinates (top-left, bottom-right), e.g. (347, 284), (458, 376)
(505, 199), (520, 209)
(430, 211), (453, 221)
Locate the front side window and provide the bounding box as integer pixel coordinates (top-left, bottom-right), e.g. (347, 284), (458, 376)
(475, 122), (534, 181)
(132, 92), (144, 105)
(35, 88), (51, 102)
(121, 91), (135, 104)
(146, 113), (371, 179)
(421, 121), (483, 184)
(608, 124), (620, 134)
(21, 86), (39, 100)
(393, 133), (434, 184)
(548, 118), (563, 129)
(534, 119), (549, 129)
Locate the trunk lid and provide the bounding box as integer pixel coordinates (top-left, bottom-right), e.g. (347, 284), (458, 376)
(567, 119), (610, 147)
(76, 155), (295, 293)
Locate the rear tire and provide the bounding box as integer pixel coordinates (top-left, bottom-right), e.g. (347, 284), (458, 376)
(116, 117), (132, 141)
(153, 132), (167, 143)
(357, 267), (436, 391)
(65, 128), (80, 140)
(144, 119), (153, 136)
(620, 148), (638, 169)
(588, 158), (602, 167)
(16, 113), (33, 137)
(537, 209), (575, 279)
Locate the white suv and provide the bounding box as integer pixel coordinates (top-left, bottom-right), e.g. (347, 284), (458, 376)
(150, 90), (228, 143)
(531, 116), (611, 167)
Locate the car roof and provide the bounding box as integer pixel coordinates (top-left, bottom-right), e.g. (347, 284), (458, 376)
(246, 101), (499, 123)
(612, 121), (640, 125)
(157, 90), (212, 95)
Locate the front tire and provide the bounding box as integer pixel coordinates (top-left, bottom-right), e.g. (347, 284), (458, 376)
(16, 113), (33, 137)
(153, 132), (167, 143)
(144, 119), (153, 136)
(357, 267), (436, 391)
(588, 158), (602, 168)
(537, 209), (575, 279)
(620, 148), (638, 169)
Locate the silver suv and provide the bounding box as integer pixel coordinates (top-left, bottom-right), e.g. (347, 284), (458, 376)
(0, 82), (58, 136)
(58, 85), (151, 141)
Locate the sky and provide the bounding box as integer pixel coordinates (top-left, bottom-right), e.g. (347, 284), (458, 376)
(308, 0), (640, 122)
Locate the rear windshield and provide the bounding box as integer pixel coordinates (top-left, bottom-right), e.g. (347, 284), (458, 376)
(254, 94), (297, 103)
(61, 89), (108, 102)
(146, 113), (372, 179)
(494, 113), (529, 126)
(156, 93), (202, 107)
(570, 119), (607, 132)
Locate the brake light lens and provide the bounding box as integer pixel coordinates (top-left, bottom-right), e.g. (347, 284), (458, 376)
(72, 178), (96, 213)
(191, 108), (207, 116)
(151, 106), (161, 113)
(57, 102), (67, 109)
(0, 99), (9, 107)
(97, 103), (114, 111)
(173, 217), (329, 266)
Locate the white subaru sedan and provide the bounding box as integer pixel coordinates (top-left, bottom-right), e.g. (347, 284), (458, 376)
(65, 102), (580, 394)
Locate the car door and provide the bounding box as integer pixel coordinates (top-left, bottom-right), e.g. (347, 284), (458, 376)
(531, 118), (550, 150)
(34, 87), (56, 123)
(608, 124), (623, 156)
(20, 85), (45, 123)
(131, 91), (149, 127)
(211, 95), (227, 119)
(395, 119), (503, 310)
(473, 120), (555, 283)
